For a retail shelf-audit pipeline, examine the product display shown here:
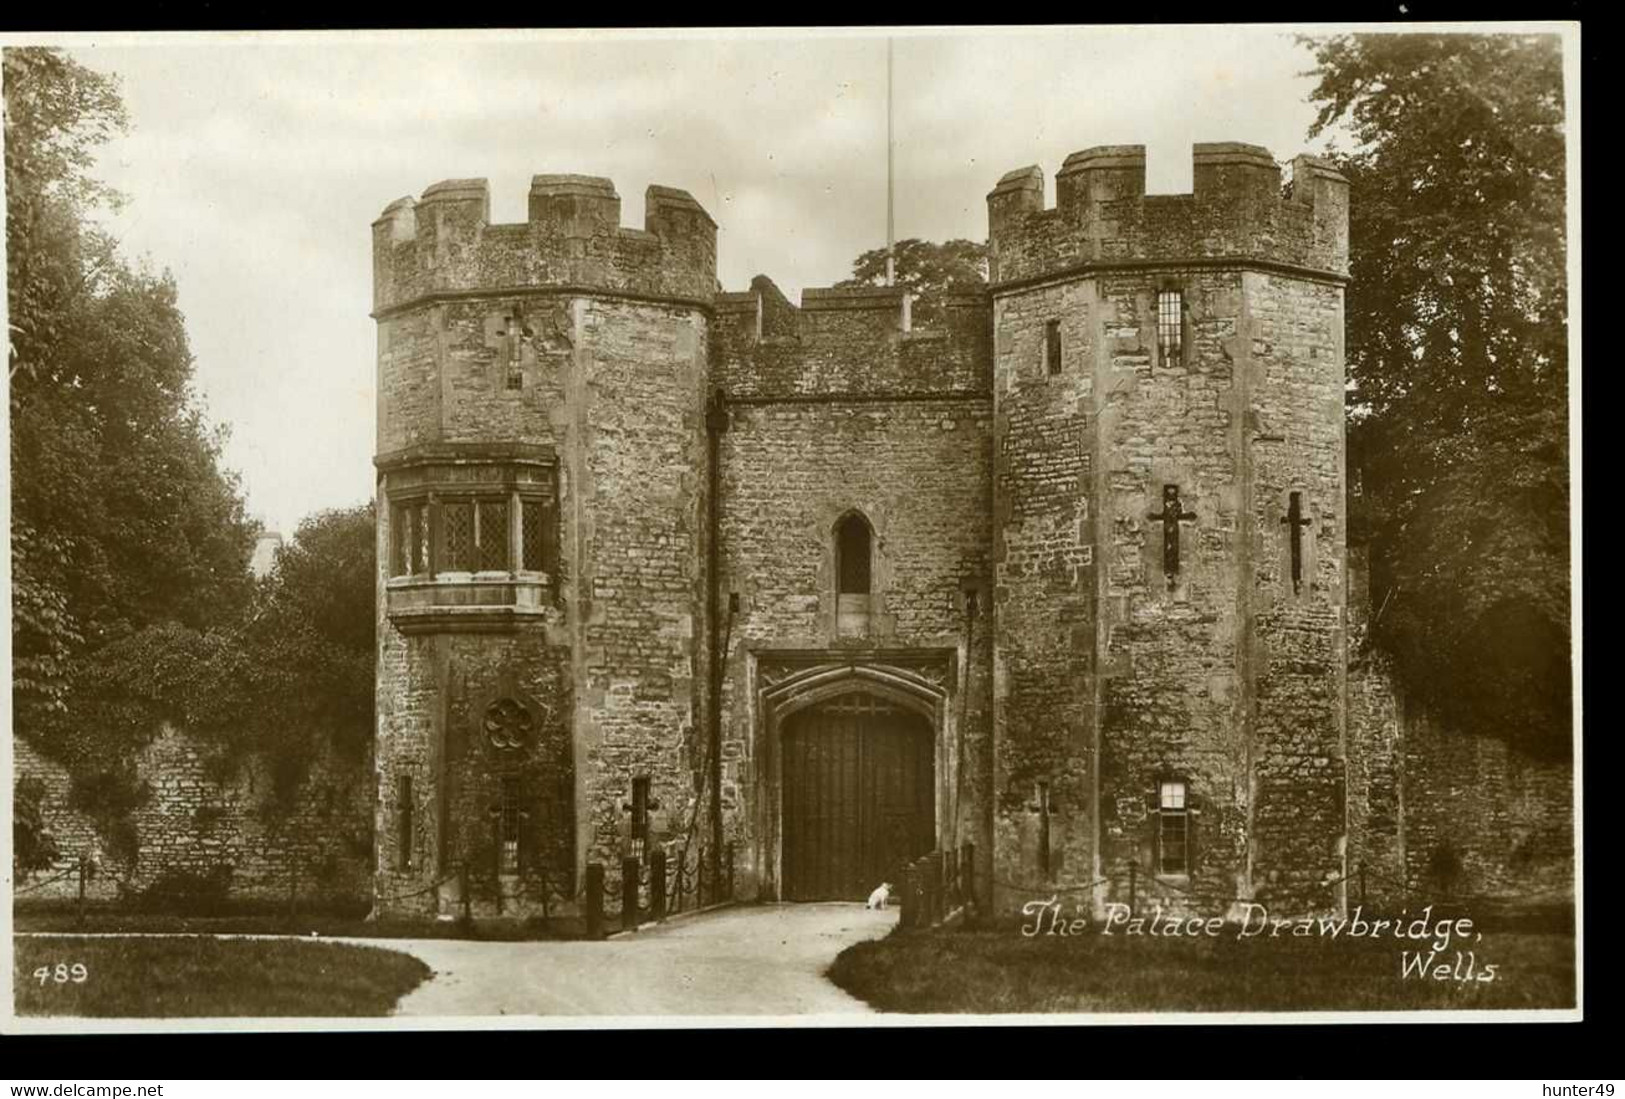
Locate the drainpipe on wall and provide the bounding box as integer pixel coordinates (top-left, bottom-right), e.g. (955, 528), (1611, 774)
(705, 390), (731, 895)
(952, 586), (978, 853)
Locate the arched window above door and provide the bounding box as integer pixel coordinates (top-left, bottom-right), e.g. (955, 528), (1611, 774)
(834, 511), (874, 636)
(836, 512), (873, 595)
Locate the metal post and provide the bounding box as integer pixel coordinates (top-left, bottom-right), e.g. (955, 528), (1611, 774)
(923, 856), (937, 926)
(725, 841), (735, 903)
(460, 860), (472, 924)
(1128, 860), (1137, 914)
(650, 848), (667, 921)
(901, 860), (919, 930)
(585, 863), (605, 939)
(931, 852), (945, 923)
(622, 856), (640, 932)
(922, 854), (935, 925)
(963, 842), (976, 913)
(493, 818), (504, 916)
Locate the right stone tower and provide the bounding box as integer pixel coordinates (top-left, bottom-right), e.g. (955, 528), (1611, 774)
(987, 142), (1351, 917)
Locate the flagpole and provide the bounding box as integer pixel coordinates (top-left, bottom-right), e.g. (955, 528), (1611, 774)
(885, 36), (895, 289)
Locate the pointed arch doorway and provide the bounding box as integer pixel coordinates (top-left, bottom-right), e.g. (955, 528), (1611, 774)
(780, 691), (935, 901)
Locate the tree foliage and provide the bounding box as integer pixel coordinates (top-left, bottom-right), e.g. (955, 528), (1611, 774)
(7, 51), (373, 861)
(14, 778), (62, 877)
(7, 47), (258, 737)
(1302, 33), (1570, 755)
(835, 237), (987, 326)
(239, 505), (377, 771)
(44, 507), (378, 816)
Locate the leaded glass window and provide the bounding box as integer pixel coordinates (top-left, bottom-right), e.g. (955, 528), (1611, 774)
(394, 506), (413, 576)
(442, 501), (473, 571)
(1157, 290), (1184, 366)
(521, 497), (550, 572)
(392, 502), (430, 577)
(476, 499), (509, 571)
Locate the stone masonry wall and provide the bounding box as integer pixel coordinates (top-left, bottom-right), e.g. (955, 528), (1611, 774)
(988, 145), (1349, 286)
(713, 289), (994, 899)
(1343, 547), (1574, 914)
(1398, 709), (1574, 909)
(15, 730), (371, 907)
(1092, 267), (1252, 917)
(573, 298), (710, 903)
(716, 398), (994, 899)
(987, 142), (1351, 918)
(372, 176), (715, 316)
(714, 281), (988, 398)
(373, 175), (714, 920)
(373, 627), (576, 919)
(1243, 271), (1348, 914)
(990, 278), (1098, 907)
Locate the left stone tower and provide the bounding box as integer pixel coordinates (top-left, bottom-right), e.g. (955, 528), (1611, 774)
(371, 175), (716, 919)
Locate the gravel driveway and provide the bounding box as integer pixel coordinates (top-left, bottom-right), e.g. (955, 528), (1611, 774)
(385, 902), (894, 1018)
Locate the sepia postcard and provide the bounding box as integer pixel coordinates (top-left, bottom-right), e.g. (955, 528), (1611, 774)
(1, 22), (1582, 1036)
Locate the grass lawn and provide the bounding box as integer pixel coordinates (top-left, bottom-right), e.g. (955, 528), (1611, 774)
(13, 935), (432, 1017)
(14, 908), (575, 941)
(827, 921), (1576, 1014)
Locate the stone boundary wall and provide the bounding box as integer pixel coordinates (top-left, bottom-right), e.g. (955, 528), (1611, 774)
(1345, 654), (1574, 912)
(1344, 545), (1574, 913)
(14, 728), (372, 907)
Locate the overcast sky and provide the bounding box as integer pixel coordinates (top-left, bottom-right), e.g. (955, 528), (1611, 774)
(55, 27), (1337, 537)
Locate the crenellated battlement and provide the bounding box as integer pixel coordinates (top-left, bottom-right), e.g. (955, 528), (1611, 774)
(987, 142), (1348, 285)
(714, 276), (991, 399)
(371, 175), (717, 315)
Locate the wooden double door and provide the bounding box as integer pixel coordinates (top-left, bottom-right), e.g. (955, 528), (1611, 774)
(781, 692), (936, 901)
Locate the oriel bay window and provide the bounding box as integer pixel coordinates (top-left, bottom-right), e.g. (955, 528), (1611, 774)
(389, 491), (557, 579)
(378, 445), (558, 631)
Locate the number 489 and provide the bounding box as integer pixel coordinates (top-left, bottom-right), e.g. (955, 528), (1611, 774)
(34, 963), (88, 985)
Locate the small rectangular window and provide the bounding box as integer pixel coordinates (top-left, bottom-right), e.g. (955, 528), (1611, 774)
(1158, 780), (1188, 876)
(1045, 319), (1062, 375)
(1157, 290), (1184, 366)
(398, 775), (414, 871)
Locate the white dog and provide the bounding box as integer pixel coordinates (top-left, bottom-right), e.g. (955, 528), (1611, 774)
(865, 882), (894, 910)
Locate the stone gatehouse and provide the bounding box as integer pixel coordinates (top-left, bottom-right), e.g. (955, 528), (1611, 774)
(367, 143), (1565, 923)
